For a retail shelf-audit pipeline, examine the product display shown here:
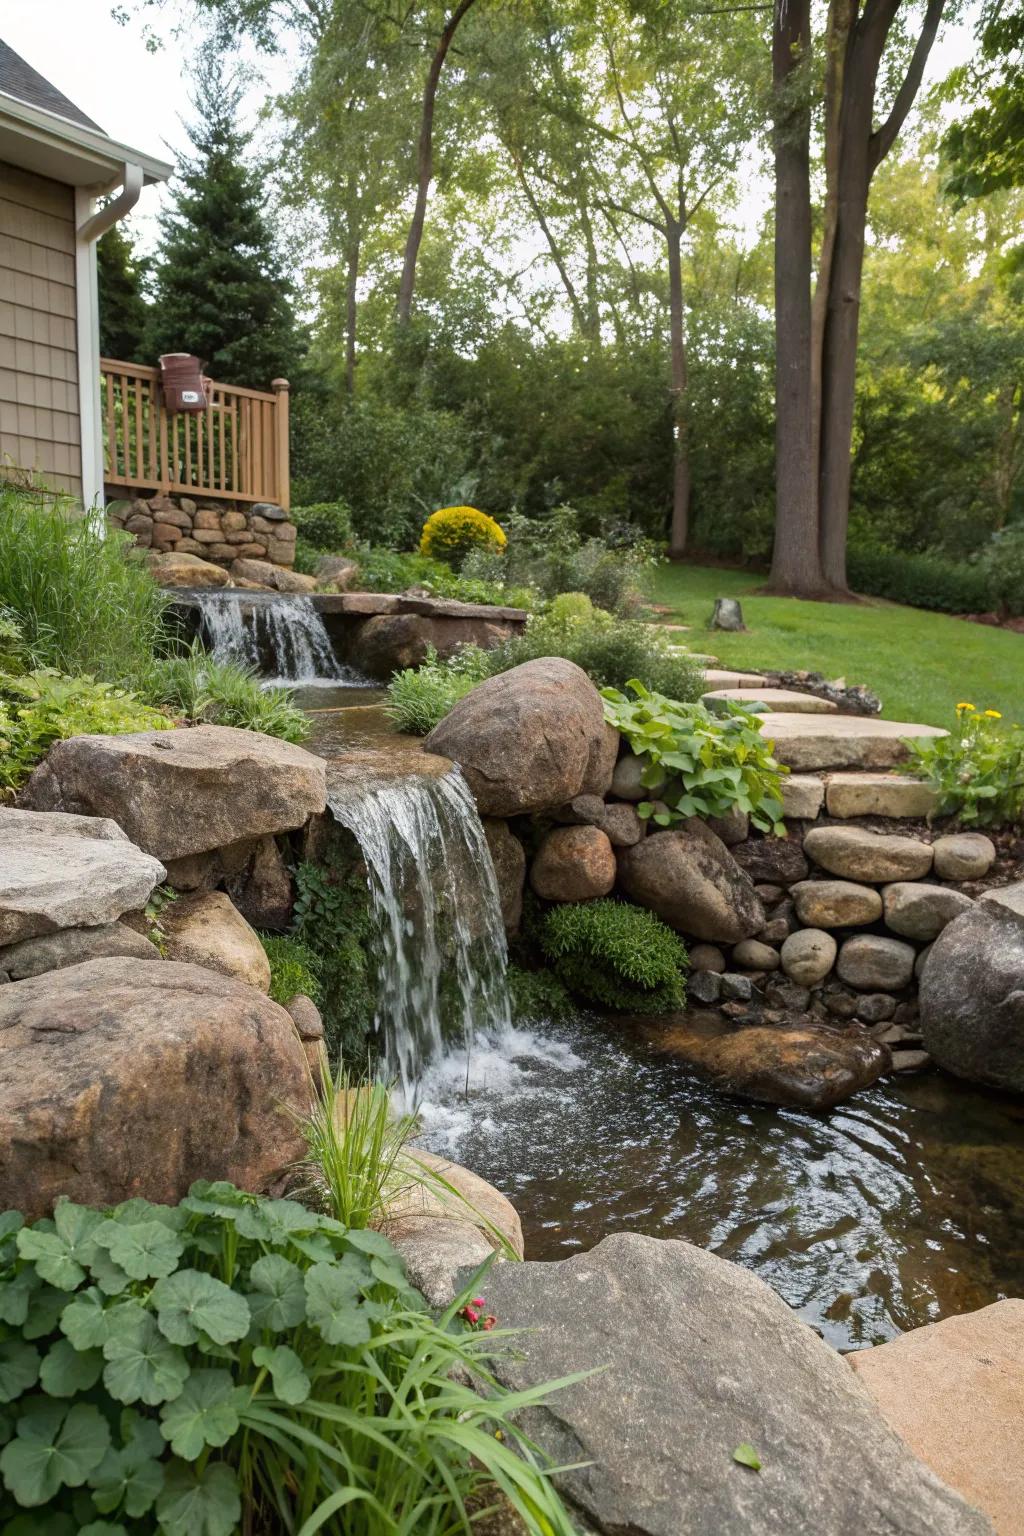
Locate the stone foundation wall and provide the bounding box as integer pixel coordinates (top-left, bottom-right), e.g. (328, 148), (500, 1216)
(107, 492), (298, 569)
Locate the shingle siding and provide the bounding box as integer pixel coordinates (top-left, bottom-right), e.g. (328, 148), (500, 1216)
(0, 163), (81, 496)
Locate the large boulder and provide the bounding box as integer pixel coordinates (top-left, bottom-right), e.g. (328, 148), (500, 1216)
(424, 659), (614, 816)
(467, 1234), (989, 1536)
(618, 821), (765, 943)
(919, 903), (1024, 1093)
(159, 890), (272, 992)
(0, 807), (164, 946)
(803, 825), (933, 882)
(349, 612), (518, 679)
(0, 957), (309, 1220)
(20, 723), (327, 861)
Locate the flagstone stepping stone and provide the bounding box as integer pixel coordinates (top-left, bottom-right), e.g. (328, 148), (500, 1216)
(825, 772), (939, 819)
(780, 775), (825, 819)
(761, 714), (946, 771)
(703, 688), (838, 713)
(702, 669), (768, 688)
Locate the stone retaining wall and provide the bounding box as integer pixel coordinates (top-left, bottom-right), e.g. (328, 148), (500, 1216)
(107, 492), (298, 569)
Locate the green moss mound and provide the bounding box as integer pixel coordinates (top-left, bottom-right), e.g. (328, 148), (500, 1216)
(539, 898), (688, 1014)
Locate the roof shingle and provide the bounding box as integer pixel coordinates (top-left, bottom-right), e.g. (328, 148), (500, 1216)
(0, 38), (105, 135)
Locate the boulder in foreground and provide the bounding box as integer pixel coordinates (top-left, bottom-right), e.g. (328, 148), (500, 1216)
(20, 723), (327, 861)
(0, 957), (309, 1220)
(919, 903), (1024, 1093)
(468, 1233), (990, 1536)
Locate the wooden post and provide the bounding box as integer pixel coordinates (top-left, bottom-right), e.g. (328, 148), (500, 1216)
(272, 378), (290, 511)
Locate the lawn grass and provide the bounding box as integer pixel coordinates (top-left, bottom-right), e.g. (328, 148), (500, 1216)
(651, 563), (1024, 731)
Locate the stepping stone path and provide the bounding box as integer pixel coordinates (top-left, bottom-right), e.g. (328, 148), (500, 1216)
(703, 668), (768, 689)
(762, 713), (946, 772)
(703, 687), (838, 714)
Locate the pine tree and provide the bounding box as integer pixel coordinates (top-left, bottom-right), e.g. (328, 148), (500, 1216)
(97, 222), (150, 362)
(147, 51), (301, 388)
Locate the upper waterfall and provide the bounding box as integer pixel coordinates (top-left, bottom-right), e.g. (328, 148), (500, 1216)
(192, 589), (354, 684)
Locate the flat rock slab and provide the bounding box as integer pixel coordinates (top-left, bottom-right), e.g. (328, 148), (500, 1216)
(20, 723), (327, 862)
(825, 772), (939, 819)
(850, 1299), (1024, 1536)
(762, 714), (946, 771)
(704, 687), (838, 713)
(0, 808), (165, 947)
(468, 1233), (990, 1536)
(702, 668), (767, 688)
(0, 921), (158, 979)
(780, 774), (825, 819)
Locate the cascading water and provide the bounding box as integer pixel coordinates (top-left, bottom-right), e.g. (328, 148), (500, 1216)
(193, 590), (353, 684)
(328, 768), (511, 1104)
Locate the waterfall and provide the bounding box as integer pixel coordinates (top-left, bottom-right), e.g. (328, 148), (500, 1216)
(328, 768), (511, 1104)
(193, 591), (351, 684)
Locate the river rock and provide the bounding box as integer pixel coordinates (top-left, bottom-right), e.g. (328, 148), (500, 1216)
(882, 882), (974, 941)
(732, 939), (780, 971)
(690, 943), (726, 972)
(597, 802), (645, 848)
(530, 826), (616, 902)
(688, 970), (721, 1003)
(856, 993), (896, 1024)
(657, 1018), (888, 1107)
(483, 819), (526, 934)
(837, 935), (916, 991)
(704, 806), (750, 847)
(468, 1234), (987, 1536)
(731, 835), (810, 887)
(618, 822), (765, 943)
(780, 928), (837, 986)
(980, 882), (1024, 917)
(20, 723), (327, 861)
(850, 1299), (1023, 1536)
(0, 921), (157, 979)
(159, 890), (272, 992)
(803, 825), (933, 882)
(919, 903), (1024, 1093)
(0, 958), (309, 1220)
(0, 807), (165, 946)
(791, 879), (883, 928)
(931, 833), (996, 881)
(146, 550), (230, 588)
(424, 659), (612, 816)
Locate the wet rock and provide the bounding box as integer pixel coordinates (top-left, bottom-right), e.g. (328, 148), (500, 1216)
(0, 958), (309, 1220)
(0, 921), (157, 979)
(688, 971), (722, 1004)
(919, 903), (1024, 1093)
(618, 822), (765, 943)
(689, 943), (726, 973)
(837, 935), (916, 992)
(530, 826), (616, 902)
(891, 1049), (932, 1073)
(732, 939), (780, 971)
(226, 836), (294, 931)
(159, 890), (272, 992)
(20, 724), (327, 862)
(823, 989), (860, 1020)
(731, 836), (810, 887)
(483, 820), (526, 934)
(471, 1234), (988, 1536)
(931, 833), (996, 881)
(610, 752), (666, 802)
(780, 928), (837, 987)
(855, 993), (896, 1024)
(792, 879), (883, 928)
(425, 659), (611, 817)
(0, 807), (164, 946)
(882, 882), (974, 942)
(704, 806), (749, 847)
(719, 972), (754, 1001)
(765, 978), (812, 1012)
(803, 826), (933, 883)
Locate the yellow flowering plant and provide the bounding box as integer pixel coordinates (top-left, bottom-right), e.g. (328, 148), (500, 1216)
(900, 703), (1024, 826)
(420, 505), (507, 568)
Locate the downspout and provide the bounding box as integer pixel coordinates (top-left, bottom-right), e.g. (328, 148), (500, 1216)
(75, 162), (144, 515)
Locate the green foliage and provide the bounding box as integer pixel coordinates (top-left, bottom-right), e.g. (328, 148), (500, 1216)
(900, 703), (1024, 826)
(846, 545), (994, 615)
(144, 644), (309, 743)
(547, 591), (596, 623)
(146, 50), (300, 387)
(0, 488), (168, 688)
(602, 681), (788, 835)
(290, 501), (355, 553)
(261, 935), (322, 1007)
(385, 644), (494, 734)
(506, 962), (575, 1024)
(352, 543), (527, 608)
(302, 1069), (419, 1233)
(0, 1185), (576, 1535)
(291, 859), (378, 1061)
(0, 670), (171, 794)
(499, 609), (704, 700)
(97, 222), (150, 364)
(470, 507), (661, 616)
(733, 1443), (762, 1471)
(419, 506), (507, 568)
(539, 899), (688, 1014)
(978, 526), (1024, 616)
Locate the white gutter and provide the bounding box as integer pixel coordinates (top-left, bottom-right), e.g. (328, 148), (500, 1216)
(0, 89), (173, 185)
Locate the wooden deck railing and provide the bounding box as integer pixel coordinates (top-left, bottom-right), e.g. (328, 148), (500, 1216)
(100, 359), (290, 510)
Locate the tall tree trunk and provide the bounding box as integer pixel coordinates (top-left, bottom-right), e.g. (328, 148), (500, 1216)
(666, 217), (690, 560)
(768, 0), (824, 596)
(345, 232), (360, 397)
(810, 0), (855, 482)
(396, 0), (480, 326)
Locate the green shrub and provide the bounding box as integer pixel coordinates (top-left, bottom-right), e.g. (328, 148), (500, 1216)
(145, 645), (309, 743)
(291, 535), (321, 575)
(602, 680), (788, 835)
(0, 605), (24, 669)
(353, 543), (531, 609)
(506, 961), (575, 1023)
(0, 669), (172, 794)
(900, 702), (1024, 826)
(539, 899), (688, 1013)
(420, 505), (507, 568)
(291, 500), (354, 552)
(0, 487), (168, 686)
(261, 934), (322, 1006)
(465, 507), (660, 615)
(978, 526), (1024, 617)
(291, 859), (378, 1061)
(385, 644), (494, 734)
(547, 591), (595, 623)
(499, 609), (703, 699)
(0, 1184), (575, 1535)
(847, 544), (993, 614)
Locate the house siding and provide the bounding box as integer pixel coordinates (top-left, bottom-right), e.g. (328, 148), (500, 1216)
(0, 163), (81, 496)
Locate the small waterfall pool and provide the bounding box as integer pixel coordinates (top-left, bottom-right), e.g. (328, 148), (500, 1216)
(192, 590), (365, 687)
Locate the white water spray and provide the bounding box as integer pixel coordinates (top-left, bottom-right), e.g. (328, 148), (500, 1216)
(193, 591), (356, 684)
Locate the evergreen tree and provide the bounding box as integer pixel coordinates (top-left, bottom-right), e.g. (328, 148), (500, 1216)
(147, 51), (301, 387)
(97, 222), (150, 362)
